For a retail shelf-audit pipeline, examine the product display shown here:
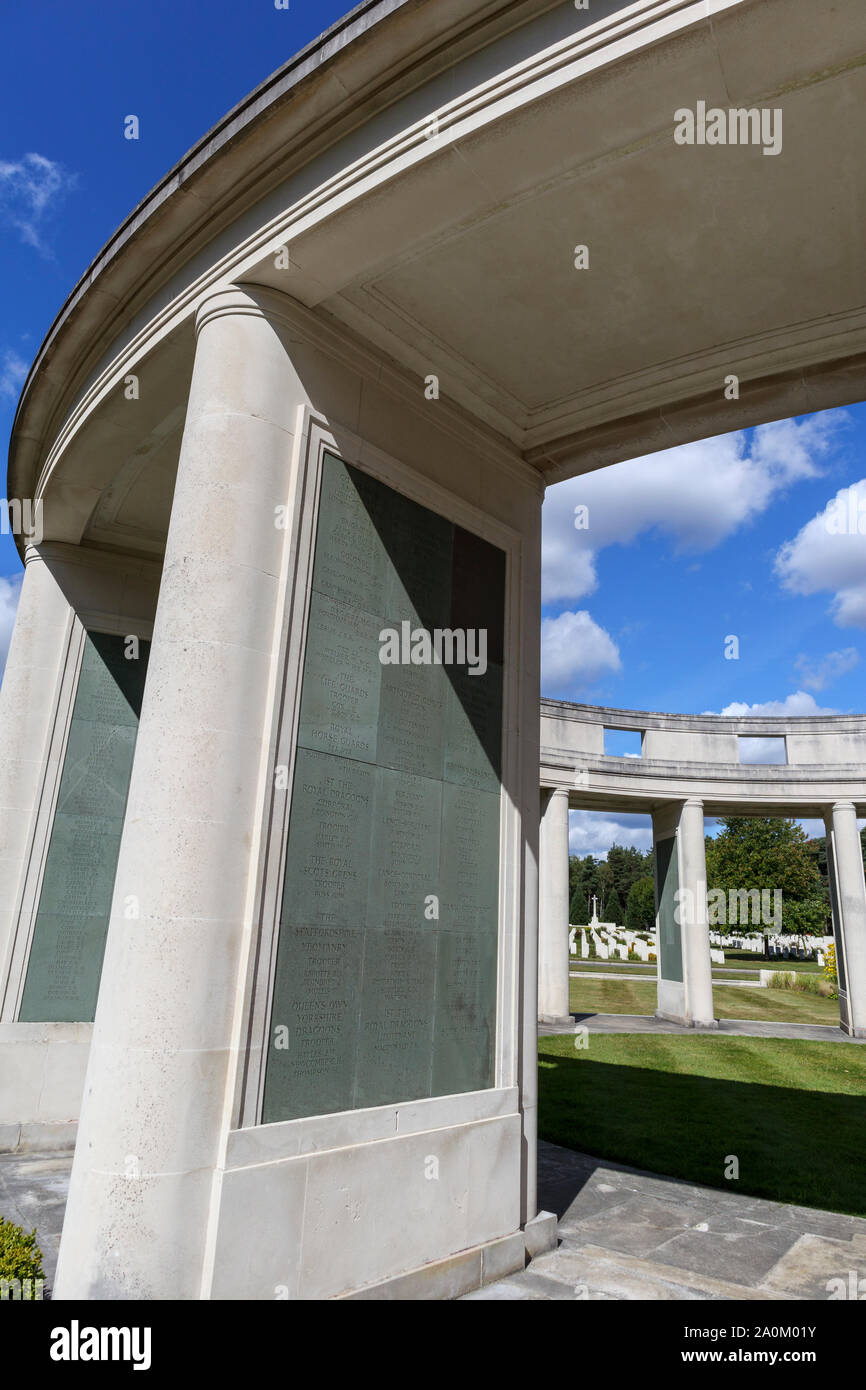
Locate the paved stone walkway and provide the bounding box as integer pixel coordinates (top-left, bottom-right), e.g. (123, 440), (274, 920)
(539, 1012), (865, 1043)
(464, 1141), (866, 1300)
(4, 1137), (865, 1301)
(0, 1150), (70, 1290)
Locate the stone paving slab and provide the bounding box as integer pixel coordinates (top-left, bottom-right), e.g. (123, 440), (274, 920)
(5, 1138), (865, 1302)
(540, 1012), (865, 1043)
(464, 1141), (866, 1301)
(0, 1152), (71, 1292)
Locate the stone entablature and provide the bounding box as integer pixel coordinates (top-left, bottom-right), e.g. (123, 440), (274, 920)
(540, 699), (866, 816)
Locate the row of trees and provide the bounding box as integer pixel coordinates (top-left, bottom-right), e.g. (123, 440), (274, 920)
(568, 843), (650, 930)
(568, 820), (866, 936)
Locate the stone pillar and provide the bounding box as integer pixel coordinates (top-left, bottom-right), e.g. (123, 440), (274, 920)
(54, 287), (303, 1298)
(653, 799), (715, 1029)
(519, 507), (542, 1229)
(538, 787), (571, 1025)
(826, 801), (866, 1038)
(0, 548), (72, 1005)
(679, 798), (715, 1028)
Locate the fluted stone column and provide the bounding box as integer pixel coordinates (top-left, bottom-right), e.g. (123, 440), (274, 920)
(826, 801), (866, 1038)
(0, 548), (71, 1008)
(679, 798), (715, 1029)
(538, 787), (571, 1025)
(55, 287), (304, 1298)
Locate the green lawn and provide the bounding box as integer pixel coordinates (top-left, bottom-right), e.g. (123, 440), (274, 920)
(569, 975), (840, 1024)
(571, 960), (657, 974)
(538, 1034), (866, 1215)
(571, 954), (824, 980)
(571, 962), (826, 987)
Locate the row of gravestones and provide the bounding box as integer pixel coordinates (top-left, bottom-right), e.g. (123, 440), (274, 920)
(568, 927), (834, 972)
(568, 925), (657, 963)
(710, 930), (833, 967)
(766, 934), (832, 968)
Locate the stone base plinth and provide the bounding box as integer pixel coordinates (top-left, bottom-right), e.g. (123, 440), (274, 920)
(654, 1010), (719, 1030)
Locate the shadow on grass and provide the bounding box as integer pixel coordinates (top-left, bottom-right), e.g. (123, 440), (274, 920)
(538, 1052), (866, 1217)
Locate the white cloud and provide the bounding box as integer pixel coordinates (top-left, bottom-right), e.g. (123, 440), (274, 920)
(737, 737), (788, 765)
(0, 349), (27, 400)
(701, 691), (843, 763)
(542, 413), (842, 603)
(775, 480), (866, 628)
(568, 809), (652, 859)
(0, 574), (23, 679)
(541, 609), (621, 696)
(793, 647), (859, 691)
(0, 152), (76, 253)
(705, 692), (841, 717)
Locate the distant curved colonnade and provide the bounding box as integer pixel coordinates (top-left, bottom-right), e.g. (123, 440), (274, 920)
(538, 699), (866, 1034)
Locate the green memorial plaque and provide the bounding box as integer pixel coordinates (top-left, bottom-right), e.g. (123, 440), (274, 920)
(311, 456), (390, 616)
(439, 782), (500, 933)
(655, 833), (683, 983)
(263, 453), (505, 1123)
(266, 924), (364, 1119)
(281, 748), (375, 927)
(296, 593), (382, 763)
(368, 768), (442, 929)
(432, 928), (497, 1097)
(19, 632), (149, 1022)
(377, 658), (445, 779)
(354, 927), (437, 1110)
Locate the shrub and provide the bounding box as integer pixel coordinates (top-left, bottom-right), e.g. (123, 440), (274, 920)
(823, 942), (838, 996)
(766, 971), (833, 998)
(0, 1217), (45, 1299)
(782, 899), (829, 936)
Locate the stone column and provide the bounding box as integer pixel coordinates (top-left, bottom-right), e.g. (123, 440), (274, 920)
(538, 787), (571, 1025)
(653, 799), (715, 1029)
(0, 548), (72, 1006)
(826, 801), (866, 1038)
(519, 508), (542, 1229)
(54, 287), (303, 1299)
(679, 797), (715, 1029)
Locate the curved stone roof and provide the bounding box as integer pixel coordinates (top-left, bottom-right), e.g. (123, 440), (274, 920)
(8, 0), (866, 560)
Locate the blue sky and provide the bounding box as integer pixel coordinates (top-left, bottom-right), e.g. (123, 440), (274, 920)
(0, 0), (355, 647)
(541, 410), (866, 854)
(541, 408), (866, 719)
(2, 3), (864, 860)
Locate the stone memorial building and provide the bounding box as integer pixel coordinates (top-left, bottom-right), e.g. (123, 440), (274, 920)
(1, 0), (864, 1299)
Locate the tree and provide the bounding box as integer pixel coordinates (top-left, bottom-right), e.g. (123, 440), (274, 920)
(626, 876), (656, 931)
(704, 817), (826, 935)
(569, 886), (588, 925)
(606, 844), (652, 904)
(576, 855), (603, 915)
(605, 886), (623, 924)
